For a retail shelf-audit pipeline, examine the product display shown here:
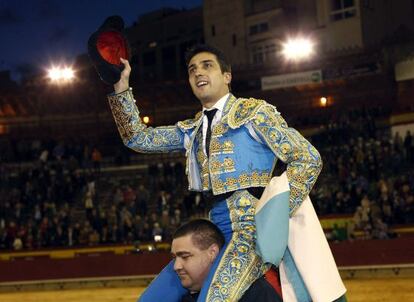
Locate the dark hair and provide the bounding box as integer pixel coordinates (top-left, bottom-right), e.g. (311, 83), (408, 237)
(173, 219), (225, 250)
(185, 44), (231, 73)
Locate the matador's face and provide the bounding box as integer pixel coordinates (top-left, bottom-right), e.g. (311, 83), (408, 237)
(187, 52), (231, 108)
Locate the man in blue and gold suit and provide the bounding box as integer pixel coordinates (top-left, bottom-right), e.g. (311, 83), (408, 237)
(107, 44), (346, 302)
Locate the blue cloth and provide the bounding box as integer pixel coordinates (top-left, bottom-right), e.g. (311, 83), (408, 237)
(138, 261), (186, 302)
(255, 191), (290, 265)
(283, 248), (311, 302)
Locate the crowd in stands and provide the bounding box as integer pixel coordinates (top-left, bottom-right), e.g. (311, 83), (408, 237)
(311, 108), (414, 240)
(0, 107), (413, 251)
(0, 137), (105, 166)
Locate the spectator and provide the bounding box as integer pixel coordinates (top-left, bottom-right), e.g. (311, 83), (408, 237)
(136, 184), (149, 217)
(404, 130), (412, 162)
(13, 237), (23, 250)
(91, 147), (103, 172)
(84, 191), (94, 222)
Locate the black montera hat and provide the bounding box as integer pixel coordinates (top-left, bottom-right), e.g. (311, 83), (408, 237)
(88, 16), (131, 85)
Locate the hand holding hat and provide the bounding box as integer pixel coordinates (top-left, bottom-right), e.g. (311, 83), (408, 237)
(88, 16), (131, 85)
(114, 58), (131, 93)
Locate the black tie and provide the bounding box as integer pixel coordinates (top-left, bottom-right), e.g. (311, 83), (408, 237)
(204, 109), (218, 157)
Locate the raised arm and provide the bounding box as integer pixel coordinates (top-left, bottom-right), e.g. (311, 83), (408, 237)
(108, 59), (185, 153)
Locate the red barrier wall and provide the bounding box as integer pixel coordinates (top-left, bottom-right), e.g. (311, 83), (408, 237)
(0, 237), (413, 283)
(0, 252), (172, 283)
(330, 237), (414, 266)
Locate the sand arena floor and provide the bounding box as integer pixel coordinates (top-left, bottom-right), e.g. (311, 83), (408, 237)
(0, 277), (413, 302)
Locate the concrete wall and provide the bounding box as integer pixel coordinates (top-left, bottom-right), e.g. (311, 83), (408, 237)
(127, 8), (203, 81)
(316, 0), (364, 53)
(203, 0), (248, 66)
(360, 0), (414, 49)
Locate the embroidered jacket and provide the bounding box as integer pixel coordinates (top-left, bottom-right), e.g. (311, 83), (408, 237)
(108, 89), (322, 214)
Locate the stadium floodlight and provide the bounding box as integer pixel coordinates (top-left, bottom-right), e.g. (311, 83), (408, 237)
(48, 67), (61, 81)
(143, 116), (150, 124)
(47, 66), (75, 83)
(320, 97), (327, 107)
(61, 67), (75, 80)
(281, 37), (314, 61)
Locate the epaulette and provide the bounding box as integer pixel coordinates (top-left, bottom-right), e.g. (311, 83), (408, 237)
(227, 97), (266, 129)
(177, 111), (203, 131)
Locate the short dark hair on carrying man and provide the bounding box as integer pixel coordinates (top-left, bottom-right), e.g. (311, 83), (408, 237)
(185, 44), (232, 73)
(173, 219), (225, 250)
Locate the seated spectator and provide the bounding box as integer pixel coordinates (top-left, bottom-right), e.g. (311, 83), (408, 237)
(13, 237), (23, 250)
(330, 223), (348, 242)
(372, 218), (394, 240)
(91, 147), (102, 172)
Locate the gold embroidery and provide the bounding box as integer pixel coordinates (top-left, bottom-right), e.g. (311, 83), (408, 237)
(206, 191), (270, 301)
(107, 89), (184, 153)
(177, 111), (202, 130)
(238, 173), (250, 187)
(209, 171), (270, 195)
(223, 158), (235, 171)
(211, 176), (225, 193)
(197, 147), (205, 165)
(210, 139), (222, 155)
(209, 158), (235, 175)
(260, 172), (271, 185)
(212, 123), (228, 137)
(225, 177), (238, 191)
(237, 196), (251, 207)
(194, 129), (211, 191)
(227, 98), (265, 129)
(210, 139), (234, 156)
(280, 142), (292, 154)
(210, 159), (222, 174)
(251, 103), (322, 214)
(222, 140), (234, 154)
(221, 94), (238, 124)
(251, 171), (260, 184)
(203, 175), (210, 190)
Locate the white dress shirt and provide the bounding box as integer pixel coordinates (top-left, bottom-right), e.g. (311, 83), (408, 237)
(201, 93), (229, 155)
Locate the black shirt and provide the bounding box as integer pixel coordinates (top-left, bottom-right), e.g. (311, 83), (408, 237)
(180, 276), (282, 302)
